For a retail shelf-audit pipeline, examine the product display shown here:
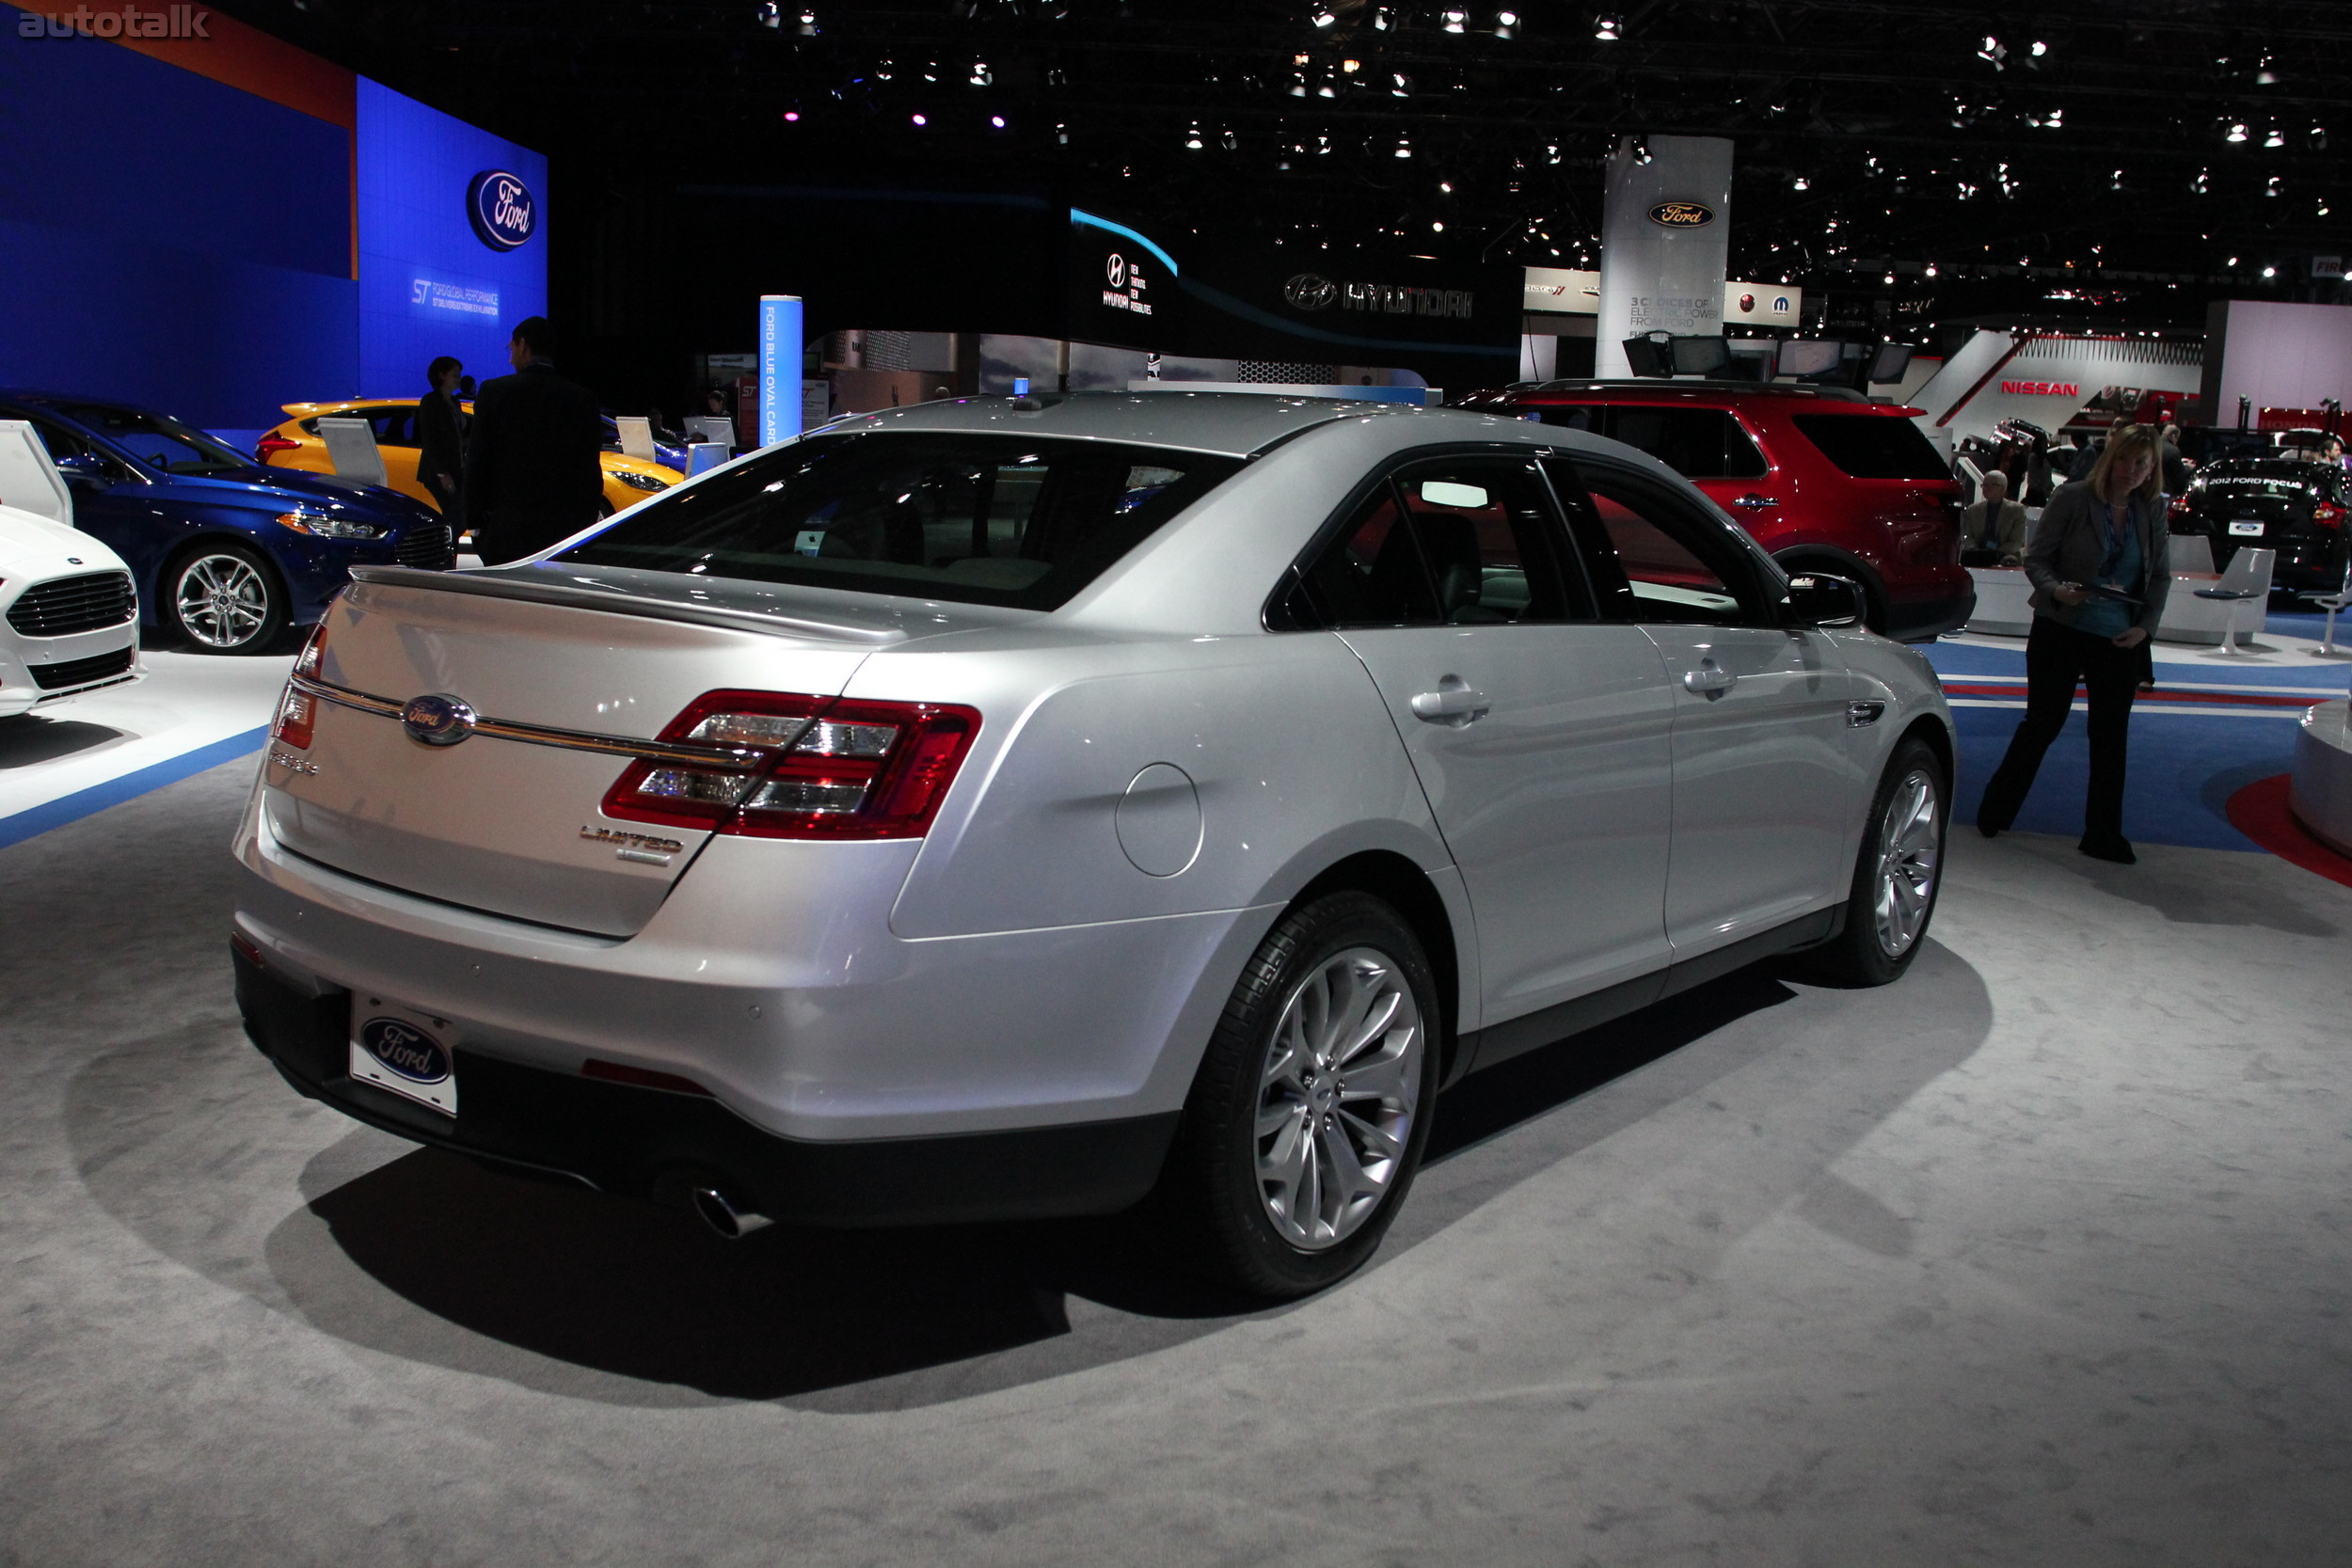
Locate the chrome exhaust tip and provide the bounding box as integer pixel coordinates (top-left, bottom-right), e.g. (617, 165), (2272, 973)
(690, 1185), (774, 1240)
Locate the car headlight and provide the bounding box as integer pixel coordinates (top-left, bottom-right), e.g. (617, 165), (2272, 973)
(612, 471), (671, 493)
(277, 511), (385, 540)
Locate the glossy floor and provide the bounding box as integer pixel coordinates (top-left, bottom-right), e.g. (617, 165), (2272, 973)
(3, 752), (2346, 1565)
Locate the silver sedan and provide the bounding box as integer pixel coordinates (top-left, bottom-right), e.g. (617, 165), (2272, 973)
(231, 392), (1952, 1298)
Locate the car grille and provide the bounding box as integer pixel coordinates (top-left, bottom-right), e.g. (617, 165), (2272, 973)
(7, 571), (136, 637)
(28, 645), (135, 691)
(395, 522), (453, 568)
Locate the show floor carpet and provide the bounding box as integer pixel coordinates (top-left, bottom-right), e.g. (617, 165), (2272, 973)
(2, 754), (2348, 1565)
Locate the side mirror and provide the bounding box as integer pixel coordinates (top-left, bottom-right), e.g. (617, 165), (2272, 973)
(1787, 572), (1865, 628)
(54, 453), (109, 487)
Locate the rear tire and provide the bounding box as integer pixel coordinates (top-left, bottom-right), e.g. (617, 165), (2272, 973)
(1155, 892), (1441, 1300)
(1803, 736), (1947, 987)
(164, 543), (287, 655)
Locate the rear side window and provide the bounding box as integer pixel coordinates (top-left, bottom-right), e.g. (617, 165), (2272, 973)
(557, 432), (1239, 610)
(1792, 414), (1947, 480)
(1545, 460), (1768, 627)
(1535, 405), (1766, 480)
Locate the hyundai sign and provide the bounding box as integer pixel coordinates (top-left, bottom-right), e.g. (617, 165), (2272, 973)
(467, 169), (537, 251)
(758, 294), (803, 447)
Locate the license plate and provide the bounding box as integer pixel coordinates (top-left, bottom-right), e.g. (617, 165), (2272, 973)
(349, 995), (457, 1117)
(2230, 519), (2265, 536)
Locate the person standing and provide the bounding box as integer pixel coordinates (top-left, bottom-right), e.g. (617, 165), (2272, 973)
(463, 317), (603, 564)
(1977, 423), (2171, 864)
(1963, 469), (2029, 565)
(2159, 423), (2193, 494)
(417, 356), (469, 543)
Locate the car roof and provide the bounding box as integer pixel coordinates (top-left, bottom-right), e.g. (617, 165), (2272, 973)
(804, 390), (1500, 458)
(1494, 380), (1884, 404)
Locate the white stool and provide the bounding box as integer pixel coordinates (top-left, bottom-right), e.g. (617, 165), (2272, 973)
(2195, 586), (2264, 657)
(2312, 594), (2352, 660)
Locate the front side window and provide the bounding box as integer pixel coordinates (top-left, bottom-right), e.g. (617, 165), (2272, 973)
(367, 407), (420, 449)
(1548, 461), (1769, 626)
(52, 404), (250, 475)
(1791, 414), (1947, 480)
(558, 432), (1239, 610)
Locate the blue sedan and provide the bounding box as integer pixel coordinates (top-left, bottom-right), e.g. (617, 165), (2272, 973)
(0, 391), (450, 654)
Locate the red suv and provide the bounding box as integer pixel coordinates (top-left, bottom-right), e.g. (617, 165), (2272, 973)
(1454, 381), (1971, 641)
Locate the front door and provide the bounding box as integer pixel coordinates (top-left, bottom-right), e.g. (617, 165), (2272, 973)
(1295, 453), (1677, 1022)
(1549, 457), (1857, 959)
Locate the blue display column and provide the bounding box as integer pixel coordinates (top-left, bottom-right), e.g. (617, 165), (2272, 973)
(758, 295), (804, 446)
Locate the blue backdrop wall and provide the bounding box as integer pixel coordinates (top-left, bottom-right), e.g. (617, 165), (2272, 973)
(357, 80), (548, 401)
(0, 27), (356, 432)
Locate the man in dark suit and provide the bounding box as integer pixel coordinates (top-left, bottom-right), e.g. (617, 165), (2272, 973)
(1962, 469), (2029, 566)
(463, 317), (604, 564)
(416, 355), (468, 546)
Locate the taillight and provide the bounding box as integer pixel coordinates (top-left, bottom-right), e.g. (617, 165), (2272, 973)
(600, 689), (981, 841)
(272, 623), (327, 750)
(255, 433), (301, 462)
(2315, 501), (2345, 531)
(2169, 493), (2195, 521)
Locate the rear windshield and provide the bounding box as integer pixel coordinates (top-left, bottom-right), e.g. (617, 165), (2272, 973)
(557, 432), (1241, 610)
(1791, 414), (1947, 480)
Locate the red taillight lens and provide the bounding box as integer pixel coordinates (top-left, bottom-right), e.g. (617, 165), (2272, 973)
(255, 433), (301, 462)
(2314, 501), (2345, 531)
(2169, 493), (2195, 520)
(272, 624), (327, 750)
(600, 689), (981, 841)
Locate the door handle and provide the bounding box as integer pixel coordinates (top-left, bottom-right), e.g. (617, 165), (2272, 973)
(1682, 661), (1737, 696)
(1410, 679), (1490, 725)
(1731, 494), (1779, 511)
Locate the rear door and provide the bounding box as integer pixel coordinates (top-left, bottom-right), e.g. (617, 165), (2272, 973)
(1298, 452), (1677, 1017)
(1548, 456), (1859, 958)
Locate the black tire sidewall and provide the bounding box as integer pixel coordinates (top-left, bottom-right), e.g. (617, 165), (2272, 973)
(165, 543), (287, 655)
(1173, 891), (1443, 1299)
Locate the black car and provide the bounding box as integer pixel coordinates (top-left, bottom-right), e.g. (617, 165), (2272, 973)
(2169, 457), (2350, 601)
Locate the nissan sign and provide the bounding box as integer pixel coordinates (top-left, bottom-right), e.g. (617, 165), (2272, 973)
(468, 169), (537, 251)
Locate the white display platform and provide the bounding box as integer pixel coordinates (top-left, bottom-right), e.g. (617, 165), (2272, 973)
(1965, 568), (2033, 636)
(1967, 546), (2274, 646)
(2292, 699), (2352, 857)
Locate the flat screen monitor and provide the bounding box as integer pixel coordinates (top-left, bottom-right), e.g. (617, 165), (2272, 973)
(1668, 336), (1730, 377)
(1868, 343), (1915, 384)
(1621, 335), (1674, 377)
(1776, 339), (1845, 378)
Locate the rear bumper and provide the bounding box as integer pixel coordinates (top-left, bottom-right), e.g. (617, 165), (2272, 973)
(1882, 582), (1976, 643)
(234, 943), (1179, 1225)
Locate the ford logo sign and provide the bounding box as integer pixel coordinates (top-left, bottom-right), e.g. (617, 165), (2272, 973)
(1648, 200), (1716, 229)
(468, 169), (537, 251)
(400, 692), (477, 747)
(359, 1017), (452, 1085)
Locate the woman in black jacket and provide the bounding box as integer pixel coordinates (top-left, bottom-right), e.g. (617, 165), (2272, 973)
(1977, 422), (2171, 863)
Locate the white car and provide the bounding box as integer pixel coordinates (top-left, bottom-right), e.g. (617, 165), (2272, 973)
(231, 394), (1951, 1297)
(0, 502), (142, 719)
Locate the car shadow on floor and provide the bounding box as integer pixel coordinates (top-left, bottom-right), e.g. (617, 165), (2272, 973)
(262, 944), (1986, 1409)
(0, 716), (125, 768)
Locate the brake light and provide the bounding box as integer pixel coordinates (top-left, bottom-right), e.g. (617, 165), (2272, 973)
(255, 433), (301, 462)
(2315, 501), (2345, 531)
(272, 623), (327, 750)
(600, 689), (981, 841)
(2169, 493), (2196, 520)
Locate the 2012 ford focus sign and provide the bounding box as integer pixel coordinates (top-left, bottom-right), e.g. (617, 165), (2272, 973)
(468, 170), (537, 251)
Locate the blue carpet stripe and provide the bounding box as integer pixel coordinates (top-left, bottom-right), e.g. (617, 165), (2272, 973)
(0, 726), (269, 851)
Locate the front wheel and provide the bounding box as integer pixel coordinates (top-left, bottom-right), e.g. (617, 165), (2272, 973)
(1804, 736), (1947, 987)
(165, 544), (287, 654)
(1155, 892), (1441, 1299)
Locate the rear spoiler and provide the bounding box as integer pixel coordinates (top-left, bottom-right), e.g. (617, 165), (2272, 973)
(346, 564), (909, 645)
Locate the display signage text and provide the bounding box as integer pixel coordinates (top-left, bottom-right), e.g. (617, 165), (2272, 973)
(1284, 274), (1473, 319)
(467, 169), (537, 251)
(2001, 380), (2082, 397)
(758, 294), (803, 447)
(1648, 201), (1717, 229)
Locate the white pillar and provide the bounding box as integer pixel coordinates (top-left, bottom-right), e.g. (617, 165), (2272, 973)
(1595, 135), (1732, 378)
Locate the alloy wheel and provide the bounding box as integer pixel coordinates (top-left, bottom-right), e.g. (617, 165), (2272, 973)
(1255, 945), (1424, 1251)
(175, 553), (271, 648)
(1872, 768), (1943, 957)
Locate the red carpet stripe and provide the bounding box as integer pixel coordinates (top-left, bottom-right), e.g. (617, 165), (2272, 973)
(2226, 775), (2352, 889)
(1941, 683), (2320, 708)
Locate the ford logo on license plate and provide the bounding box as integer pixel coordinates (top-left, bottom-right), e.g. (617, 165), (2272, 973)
(360, 1016), (452, 1085)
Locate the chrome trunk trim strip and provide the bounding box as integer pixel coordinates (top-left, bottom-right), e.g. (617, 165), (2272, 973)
(291, 675), (765, 768)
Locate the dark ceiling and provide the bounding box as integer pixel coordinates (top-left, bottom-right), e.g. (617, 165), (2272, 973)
(225, 0), (2352, 336)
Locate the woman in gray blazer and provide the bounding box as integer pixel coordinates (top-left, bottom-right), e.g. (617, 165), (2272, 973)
(1977, 423), (2171, 863)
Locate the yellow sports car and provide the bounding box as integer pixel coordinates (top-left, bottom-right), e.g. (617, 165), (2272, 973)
(257, 399), (685, 532)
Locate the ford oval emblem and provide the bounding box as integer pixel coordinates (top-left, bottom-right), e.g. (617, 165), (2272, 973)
(359, 1017), (452, 1085)
(468, 169), (537, 250)
(1648, 200), (1716, 229)
(400, 692), (477, 747)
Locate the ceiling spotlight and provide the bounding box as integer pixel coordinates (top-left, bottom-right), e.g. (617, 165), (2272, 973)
(991, 114), (1007, 129)
(2264, 265), (2278, 278)
(1977, 35), (2005, 66)
(1342, 57), (1360, 71)
(1185, 123), (1202, 149)
(1311, 8), (1335, 25)
(1629, 135), (1652, 166)
(1395, 136), (1413, 159)
(2227, 122), (2249, 143)
(1221, 129), (1239, 150)
(1056, 122), (1069, 144)
(1439, 181), (1453, 193)
(910, 113), (927, 126)
(1884, 272), (1896, 284)
(2192, 169), (2210, 194)
(755, 1), (780, 26)
(1926, 263), (1938, 277)
(2312, 126), (2330, 150)
(2265, 127), (2286, 148)
(970, 62), (992, 86)
(797, 8), (818, 32)
(1432, 220), (1444, 231)
(1594, 13), (1621, 40)
(2267, 176), (2281, 197)
(1793, 176), (1810, 190)
(1441, 8), (1467, 32)
(2029, 40), (2047, 56)
(1495, 9), (1518, 37)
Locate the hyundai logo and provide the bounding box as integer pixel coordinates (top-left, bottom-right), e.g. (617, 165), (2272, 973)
(359, 1018), (452, 1085)
(1106, 252), (1128, 288)
(1283, 273), (1338, 311)
(400, 692), (477, 747)
(468, 169), (537, 251)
